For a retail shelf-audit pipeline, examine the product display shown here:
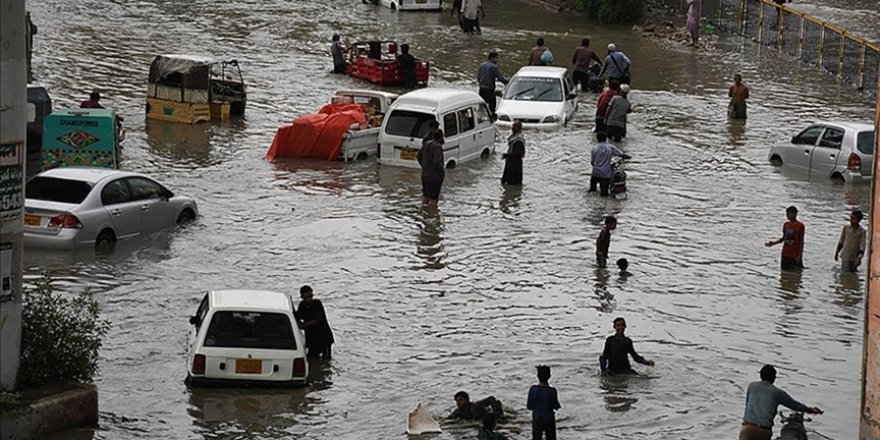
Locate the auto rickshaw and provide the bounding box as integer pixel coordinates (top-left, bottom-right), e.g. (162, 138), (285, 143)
(41, 108), (123, 170)
(146, 54), (247, 124)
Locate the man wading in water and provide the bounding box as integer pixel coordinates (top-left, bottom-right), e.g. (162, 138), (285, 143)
(417, 130), (446, 206)
(501, 121), (525, 185)
(599, 317), (654, 375)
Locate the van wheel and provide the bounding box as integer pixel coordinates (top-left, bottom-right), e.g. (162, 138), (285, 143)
(480, 149), (490, 160)
(356, 152), (367, 161)
(446, 161), (456, 169)
(95, 230), (116, 251)
(769, 155), (782, 166)
(177, 209), (196, 224)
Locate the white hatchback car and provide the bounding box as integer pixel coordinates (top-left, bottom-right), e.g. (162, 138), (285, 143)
(768, 121), (874, 183)
(186, 290), (308, 388)
(495, 66), (578, 129)
(24, 167), (198, 249)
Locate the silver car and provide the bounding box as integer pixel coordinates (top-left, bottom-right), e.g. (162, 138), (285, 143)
(24, 167), (198, 249)
(768, 121), (875, 183)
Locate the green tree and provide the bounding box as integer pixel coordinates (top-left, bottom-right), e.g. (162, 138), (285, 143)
(18, 276), (110, 388)
(577, 0), (646, 23)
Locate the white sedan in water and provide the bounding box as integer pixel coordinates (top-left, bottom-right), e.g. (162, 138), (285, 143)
(186, 290), (308, 387)
(495, 66), (579, 129)
(768, 121), (875, 183)
(23, 167), (198, 250)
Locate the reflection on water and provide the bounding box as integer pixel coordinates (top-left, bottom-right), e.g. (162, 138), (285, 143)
(600, 375), (640, 412)
(417, 208), (445, 270)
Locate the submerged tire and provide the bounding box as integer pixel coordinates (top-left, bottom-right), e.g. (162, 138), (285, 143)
(95, 230), (116, 251)
(177, 209), (196, 224)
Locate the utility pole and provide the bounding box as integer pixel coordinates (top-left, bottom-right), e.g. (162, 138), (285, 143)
(0, 0), (26, 391)
(861, 82), (880, 440)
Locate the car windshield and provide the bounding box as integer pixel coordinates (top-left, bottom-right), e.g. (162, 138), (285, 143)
(26, 177), (92, 204)
(503, 76), (563, 102)
(384, 110), (435, 138)
(856, 130), (875, 155)
(204, 311), (297, 350)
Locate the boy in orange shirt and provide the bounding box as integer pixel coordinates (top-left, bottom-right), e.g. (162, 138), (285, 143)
(765, 206), (804, 270)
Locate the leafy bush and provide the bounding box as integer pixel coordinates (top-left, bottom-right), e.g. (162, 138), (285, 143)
(577, 0), (646, 23)
(0, 392), (22, 415)
(18, 276), (110, 388)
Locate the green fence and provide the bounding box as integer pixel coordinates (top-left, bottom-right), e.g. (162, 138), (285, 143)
(694, 0), (880, 96)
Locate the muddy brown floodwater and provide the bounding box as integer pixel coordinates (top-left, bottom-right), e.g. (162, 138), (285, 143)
(27, 0), (875, 438)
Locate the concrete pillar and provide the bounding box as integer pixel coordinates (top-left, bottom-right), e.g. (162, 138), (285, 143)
(861, 82), (880, 440)
(0, 0), (27, 391)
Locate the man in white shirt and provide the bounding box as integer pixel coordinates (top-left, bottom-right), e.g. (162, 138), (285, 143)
(461, 0), (484, 35)
(834, 209), (867, 272)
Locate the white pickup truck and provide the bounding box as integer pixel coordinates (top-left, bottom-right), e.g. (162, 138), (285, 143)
(335, 89), (398, 161)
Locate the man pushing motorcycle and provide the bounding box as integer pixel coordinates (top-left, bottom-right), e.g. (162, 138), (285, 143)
(739, 364), (823, 440)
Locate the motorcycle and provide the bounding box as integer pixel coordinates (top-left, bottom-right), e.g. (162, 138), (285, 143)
(611, 158), (627, 200)
(777, 411), (808, 440)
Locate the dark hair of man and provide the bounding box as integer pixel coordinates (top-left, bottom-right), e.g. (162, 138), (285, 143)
(617, 258), (628, 270)
(609, 80), (621, 90)
(596, 132), (607, 142)
(582, 38), (590, 46)
(537, 37), (545, 46)
(852, 210), (864, 221)
(401, 44), (410, 54)
(613, 317), (626, 325)
(760, 364), (777, 383)
(90, 91), (101, 101)
(537, 365), (551, 381)
(488, 50), (499, 60)
(432, 130), (444, 142)
(300, 285), (313, 295)
(786, 205), (798, 214)
(332, 34), (340, 42)
(454, 390), (469, 401)
(605, 216), (617, 225)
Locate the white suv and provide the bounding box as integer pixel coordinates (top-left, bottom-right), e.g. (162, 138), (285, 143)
(186, 290), (308, 387)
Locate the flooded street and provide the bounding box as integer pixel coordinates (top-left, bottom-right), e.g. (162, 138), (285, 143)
(27, 0), (875, 438)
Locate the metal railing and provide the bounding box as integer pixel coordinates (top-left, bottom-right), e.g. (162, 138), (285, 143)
(694, 0), (880, 96)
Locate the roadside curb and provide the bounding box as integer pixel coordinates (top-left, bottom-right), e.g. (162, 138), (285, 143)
(0, 382), (97, 440)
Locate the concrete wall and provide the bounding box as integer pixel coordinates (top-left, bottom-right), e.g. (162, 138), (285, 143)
(0, 0), (26, 391)
(862, 83), (880, 440)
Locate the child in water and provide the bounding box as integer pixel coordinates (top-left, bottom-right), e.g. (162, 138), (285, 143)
(526, 365), (561, 440)
(617, 258), (632, 277)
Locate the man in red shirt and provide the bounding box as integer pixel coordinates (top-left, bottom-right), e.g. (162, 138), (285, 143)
(80, 91), (104, 109)
(594, 80), (620, 134)
(765, 206), (804, 270)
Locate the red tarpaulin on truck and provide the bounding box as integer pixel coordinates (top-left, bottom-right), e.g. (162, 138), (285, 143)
(265, 103), (368, 161)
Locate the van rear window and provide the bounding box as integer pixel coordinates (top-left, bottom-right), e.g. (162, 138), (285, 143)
(384, 110), (435, 138)
(204, 311), (297, 350)
(856, 131), (874, 155)
(26, 177), (93, 204)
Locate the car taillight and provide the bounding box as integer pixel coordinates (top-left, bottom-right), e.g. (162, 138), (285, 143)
(48, 214), (82, 229)
(847, 153), (861, 170)
(192, 354), (206, 375)
(293, 357), (306, 377)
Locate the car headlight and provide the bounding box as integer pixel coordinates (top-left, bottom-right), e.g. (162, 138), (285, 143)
(498, 114), (511, 122)
(542, 115), (560, 123)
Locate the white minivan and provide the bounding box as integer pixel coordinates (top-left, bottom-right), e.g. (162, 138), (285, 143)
(378, 88), (496, 169)
(186, 290), (308, 388)
(366, 0), (442, 11)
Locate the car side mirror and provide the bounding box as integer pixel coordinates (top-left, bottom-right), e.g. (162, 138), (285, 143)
(494, 89), (503, 97)
(791, 136), (798, 144)
(567, 92), (577, 100)
(189, 316), (201, 326)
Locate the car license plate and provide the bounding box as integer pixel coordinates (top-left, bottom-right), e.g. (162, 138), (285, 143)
(400, 149), (418, 160)
(24, 215), (40, 226)
(415, 0), (427, 3)
(235, 359), (262, 374)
